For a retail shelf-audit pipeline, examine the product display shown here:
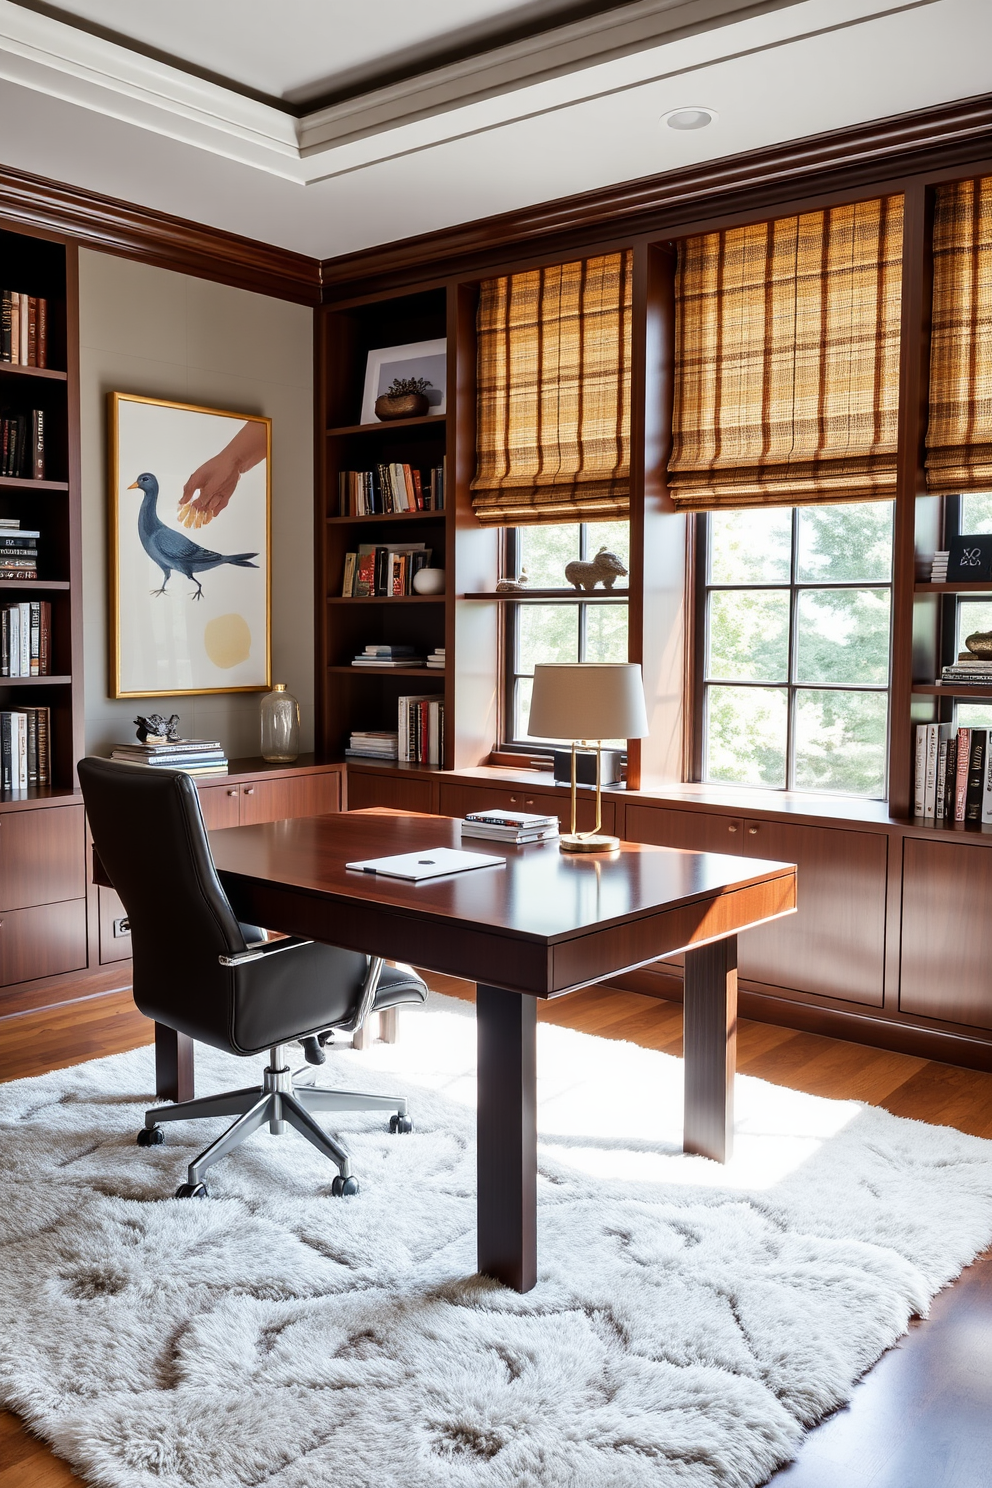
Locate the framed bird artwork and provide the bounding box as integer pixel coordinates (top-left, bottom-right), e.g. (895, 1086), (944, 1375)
(108, 393), (271, 698)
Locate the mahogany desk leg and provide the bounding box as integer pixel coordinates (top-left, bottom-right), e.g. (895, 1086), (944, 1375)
(683, 936), (737, 1163)
(476, 984), (537, 1293)
(155, 1025), (195, 1103)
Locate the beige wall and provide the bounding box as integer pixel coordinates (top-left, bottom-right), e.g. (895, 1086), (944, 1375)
(77, 249), (314, 759)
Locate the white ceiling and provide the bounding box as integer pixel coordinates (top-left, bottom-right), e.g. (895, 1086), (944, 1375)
(0, 0), (987, 262)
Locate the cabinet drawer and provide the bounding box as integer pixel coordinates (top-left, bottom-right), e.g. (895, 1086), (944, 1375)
(740, 819), (886, 1007)
(197, 784), (241, 829)
(624, 805), (744, 856)
(0, 899), (87, 985)
(346, 770), (433, 813)
(0, 805), (85, 911)
(239, 773), (341, 826)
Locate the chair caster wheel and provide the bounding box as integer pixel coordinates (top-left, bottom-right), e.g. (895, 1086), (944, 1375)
(389, 1114), (413, 1134)
(137, 1125), (165, 1146)
(331, 1175), (359, 1197)
(175, 1182), (209, 1199)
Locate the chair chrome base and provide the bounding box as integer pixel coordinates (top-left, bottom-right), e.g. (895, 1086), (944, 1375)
(141, 1043), (410, 1192)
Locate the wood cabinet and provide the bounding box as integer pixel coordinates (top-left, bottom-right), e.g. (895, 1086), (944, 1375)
(624, 805), (744, 856)
(739, 819), (887, 1007)
(621, 804), (888, 1007)
(0, 899), (87, 985)
(197, 784), (242, 830)
(346, 769), (434, 813)
(200, 771), (342, 828)
(900, 838), (992, 1028)
(0, 804), (84, 909)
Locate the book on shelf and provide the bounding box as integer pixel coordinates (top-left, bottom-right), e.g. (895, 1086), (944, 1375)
(0, 292), (48, 367)
(337, 463), (445, 516)
(343, 544), (432, 597)
(929, 550), (949, 582)
(0, 706), (50, 789)
(346, 730), (399, 759)
(0, 409), (45, 478)
(351, 656), (424, 668)
(398, 694), (444, 765)
(0, 600), (50, 676)
(426, 647), (445, 669)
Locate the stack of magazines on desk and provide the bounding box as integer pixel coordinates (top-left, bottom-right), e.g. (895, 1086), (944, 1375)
(460, 808), (559, 845)
(110, 738), (229, 776)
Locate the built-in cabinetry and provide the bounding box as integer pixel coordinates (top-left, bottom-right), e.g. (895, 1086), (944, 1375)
(343, 760), (992, 1070)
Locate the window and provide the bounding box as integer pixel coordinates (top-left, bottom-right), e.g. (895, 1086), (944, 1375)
(700, 502), (893, 796)
(502, 520), (629, 749)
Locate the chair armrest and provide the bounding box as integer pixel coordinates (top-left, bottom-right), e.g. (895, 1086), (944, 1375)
(218, 936), (313, 967)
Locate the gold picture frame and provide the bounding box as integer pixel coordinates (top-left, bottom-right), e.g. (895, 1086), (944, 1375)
(108, 392), (272, 698)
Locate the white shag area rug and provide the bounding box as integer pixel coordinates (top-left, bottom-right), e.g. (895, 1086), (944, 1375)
(3, 991), (992, 1488)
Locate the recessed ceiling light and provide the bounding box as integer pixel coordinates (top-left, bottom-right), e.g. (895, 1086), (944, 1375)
(662, 107), (717, 131)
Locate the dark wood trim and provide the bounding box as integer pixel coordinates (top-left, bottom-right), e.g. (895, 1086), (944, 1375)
(320, 93), (992, 300)
(683, 936), (737, 1162)
(155, 1025), (195, 1103)
(476, 984), (537, 1292)
(0, 161), (321, 305)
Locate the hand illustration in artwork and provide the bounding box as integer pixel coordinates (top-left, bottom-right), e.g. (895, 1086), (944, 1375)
(178, 420), (267, 529)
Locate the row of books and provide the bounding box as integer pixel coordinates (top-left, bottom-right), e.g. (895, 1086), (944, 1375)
(936, 652), (992, 686)
(337, 463), (444, 516)
(914, 724), (992, 822)
(0, 520), (40, 580)
(400, 693), (444, 765)
(0, 410), (45, 479)
(110, 738), (229, 776)
(342, 544), (434, 597)
(1, 601), (51, 676)
(460, 809), (559, 845)
(1, 292), (49, 367)
(1, 707), (51, 789)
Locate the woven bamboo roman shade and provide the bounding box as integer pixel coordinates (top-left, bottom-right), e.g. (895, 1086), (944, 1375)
(668, 197), (904, 510)
(470, 251), (632, 527)
(926, 177), (992, 493)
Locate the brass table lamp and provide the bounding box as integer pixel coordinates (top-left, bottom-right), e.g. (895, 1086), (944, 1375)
(527, 663), (649, 852)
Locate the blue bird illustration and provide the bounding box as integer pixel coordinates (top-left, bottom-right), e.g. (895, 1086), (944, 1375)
(127, 472), (258, 601)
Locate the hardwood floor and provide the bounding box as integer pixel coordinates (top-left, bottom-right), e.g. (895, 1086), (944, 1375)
(2, 977), (992, 1487)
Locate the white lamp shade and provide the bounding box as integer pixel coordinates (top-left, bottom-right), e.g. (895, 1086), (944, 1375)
(528, 663), (649, 742)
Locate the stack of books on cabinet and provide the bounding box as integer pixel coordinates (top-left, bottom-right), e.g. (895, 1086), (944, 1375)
(346, 730), (399, 761)
(110, 738), (229, 776)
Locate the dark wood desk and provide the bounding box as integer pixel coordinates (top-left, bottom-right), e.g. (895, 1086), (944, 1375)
(164, 811), (797, 1292)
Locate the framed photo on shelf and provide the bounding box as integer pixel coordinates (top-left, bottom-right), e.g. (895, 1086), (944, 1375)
(108, 392), (271, 698)
(360, 339), (447, 424)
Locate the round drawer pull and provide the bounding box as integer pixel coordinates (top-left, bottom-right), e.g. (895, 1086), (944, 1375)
(728, 824), (738, 833)
(244, 788), (255, 796)
(748, 825), (759, 835)
(227, 789), (238, 797)
(509, 795), (519, 804)
(525, 798), (534, 807)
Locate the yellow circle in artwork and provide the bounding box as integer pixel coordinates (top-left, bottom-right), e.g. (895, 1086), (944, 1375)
(204, 613), (251, 668)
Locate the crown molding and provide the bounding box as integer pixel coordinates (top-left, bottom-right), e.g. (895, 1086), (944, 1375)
(0, 0), (935, 185)
(0, 160), (321, 303)
(318, 91), (992, 298)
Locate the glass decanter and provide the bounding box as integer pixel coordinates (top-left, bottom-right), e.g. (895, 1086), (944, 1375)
(260, 683), (300, 762)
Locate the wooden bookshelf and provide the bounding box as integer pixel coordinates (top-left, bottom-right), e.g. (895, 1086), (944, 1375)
(0, 225), (82, 796)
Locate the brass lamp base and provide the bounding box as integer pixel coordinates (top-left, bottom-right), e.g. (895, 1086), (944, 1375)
(559, 833), (620, 853)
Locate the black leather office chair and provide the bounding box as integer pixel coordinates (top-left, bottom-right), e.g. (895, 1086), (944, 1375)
(78, 757), (427, 1200)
